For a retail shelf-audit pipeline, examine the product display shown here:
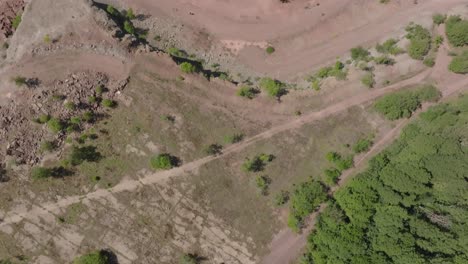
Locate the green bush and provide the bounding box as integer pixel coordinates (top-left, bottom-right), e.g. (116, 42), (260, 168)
(274, 190), (289, 206)
(31, 167), (53, 180)
(361, 73), (375, 88)
(316, 67), (332, 79)
(70, 146), (101, 166)
(168, 47), (188, 58)
(376, 38), (404, 55)
(47, 118), (64, 133)
(12, 14), (22, 30)
(448, 51), (468, 74)
(123, 20), (135, 35)
(288, 180), (327, 231)
(205, 144), (222, 156)
(445, 15), (468, 47)
(150, 153), (177, 170)
(255, 175), (270, 195)
(423, 57), (435, 67)
(350, 46), (370, 61)
(82, 111), (95, 123)
(106, 5), (120, 16)
(242, 156), (265, 172)
(224, 133), (244, 144)
(102, 99), (116, 108)
(13, 76), (27, 86)
(259, 78), (286, 98)
(65, 101), (76, 110)
(40, 141), (56, 152)
(88, 96), (97, 104)
(180, 254), (197, 264)
(237, 85), (257, 99)
(374, 56), (395, 65)
(266, 46), (275, 54)
(126, 8), (136, 20)
(95, 85), (104, 95)
(73, 250), (109, 264)
(324, 168), (341, 185)
(432, 13), (447, 25)
(326, 152), (341, 162)
(180, 62), (197, 74)
(405, 24), (432, 60)
(335, 156), (354, 171)
(36, 114), (51, 124)
(353, 138), (373, 153)
(374, 85), (440, 120)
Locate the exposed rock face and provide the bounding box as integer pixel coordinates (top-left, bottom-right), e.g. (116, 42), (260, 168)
(0, 0), (25, 41)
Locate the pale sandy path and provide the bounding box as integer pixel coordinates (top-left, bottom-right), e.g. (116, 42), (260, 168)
(0, 67), (433, 227)
(260, 38), (468, 264)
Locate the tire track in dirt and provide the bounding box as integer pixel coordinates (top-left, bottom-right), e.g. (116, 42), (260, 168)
(0, 68), (432, 227)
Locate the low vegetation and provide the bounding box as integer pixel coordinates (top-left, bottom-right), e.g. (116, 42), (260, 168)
(73, 250), (109, 264)
(405, 23), (432, 60)
(242, 153), (274, 172)
(448, 51), (468, 74)
(259, 78), (287, 98)
(374, 85), (440, 120)
(150, 153), (178, 170)
(287, 180), (327, 232)
(432, 13), (447, 25)
(350, 46), (370, 61)
(361, 72), (375, 88)
(445, 15), (468, 47)
(12, 13), (22, 30)
(302, 97), (468, 264)
(376, 38), (404, 55)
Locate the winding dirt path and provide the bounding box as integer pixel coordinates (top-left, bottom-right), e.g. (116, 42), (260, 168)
(0, 66), (433, 227)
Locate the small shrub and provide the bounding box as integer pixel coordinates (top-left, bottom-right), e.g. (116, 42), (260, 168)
(150, 154), (177, 170)
(259, 78), (286, 98)
(73, 250), (109, 264)
(448, 51), (468, 74)
(376, 38), (404, 55)
(350, 46), (370, 61)
(242, 156), (265, 172)
(47, 118), (64, 133)
(266, 46), (275, 54)
(374, 56), (395, 65)
(224, 133), (244, 144)
(361, 73), (375, 88)
(69, 146), (102, 166)
(126, 8), (136, 20)
(205, 144), (223, 156)
(43, 34), (51, 44)
(123, 20), (135, 35)
(70, 116), (81, 125)
(102, 99), (116, 108)
(36, 114), (51, 124)
(316, 66), (332, 79)
(353, 138), (373, 153)
(106, 5), (120, 16)
(237, 85), (257, 99)
(88, 96), (97, 104)
(423, 57), (435, 67)
(12, 14), (22, 30)
(287, 214), (302, 233)
(405, 24), (432, 60)
(95, 85), (104, 95)
(432, 13), (447, 25)
(324, 168), (341, 185)
(445, 15), (468, 47)
(168, 47), (187, 58)
(255, 175), (270, 195)
(31, 167), (53, 180)
(274, 190), (289, 206)
(326, 152), (341, 162)
(40, 141), (56, 152)
(180, 62), (197, 74)
(13, 76), (27, 86)
(311, 79), (321, 91)
(82, 111), (94, 123)
(180, 254), (197, 264)
(64, 101), (76, 110)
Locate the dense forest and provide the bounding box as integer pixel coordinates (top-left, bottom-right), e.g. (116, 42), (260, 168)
(302, 96), (468, 264)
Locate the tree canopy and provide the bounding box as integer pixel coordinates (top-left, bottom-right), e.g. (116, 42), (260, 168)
(301, 96), (468, 264)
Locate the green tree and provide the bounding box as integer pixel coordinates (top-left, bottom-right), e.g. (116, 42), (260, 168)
(259, 78), (286, 98)
(289, 180), (327, 229)
(47, 118), (64, 133)
(150, 154), (177, 170)
(123, 20), (135, 35)
(180, 62), (197, 74)
(69, 146), (102, 166)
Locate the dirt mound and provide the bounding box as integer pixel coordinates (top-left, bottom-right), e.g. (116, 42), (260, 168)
(0, 71), (128, 169)
(0, 0), (24, 41)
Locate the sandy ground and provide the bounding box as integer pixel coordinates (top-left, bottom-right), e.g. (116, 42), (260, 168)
(111, 0), (467, 79)
(1, 0), (467, 262)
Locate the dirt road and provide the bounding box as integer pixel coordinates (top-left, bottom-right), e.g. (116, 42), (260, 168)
(0, 67), (434, 227)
